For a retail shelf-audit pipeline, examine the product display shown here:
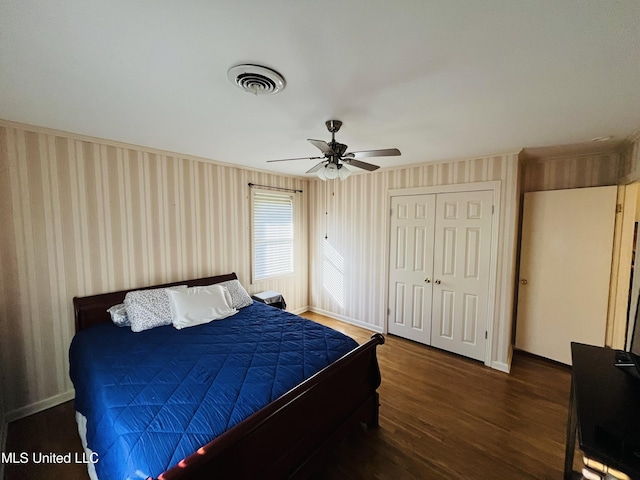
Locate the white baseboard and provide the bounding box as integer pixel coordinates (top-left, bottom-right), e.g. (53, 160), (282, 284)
(4, 389), (75, 423)
(288, 306), (309, 315)
(490, 361), (511, 373)
(490, 347), (513, 373)
(306, 307), (383, 334)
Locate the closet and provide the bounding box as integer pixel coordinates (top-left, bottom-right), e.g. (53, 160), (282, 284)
(387, 189), (494, 361)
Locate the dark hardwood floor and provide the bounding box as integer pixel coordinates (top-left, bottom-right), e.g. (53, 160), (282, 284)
(4, 312), (574, 479)
(3, 400), (87, 480)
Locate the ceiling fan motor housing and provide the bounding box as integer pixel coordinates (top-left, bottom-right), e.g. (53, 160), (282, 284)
(326, 120), (342, 133)
(331, 142), (348, 156)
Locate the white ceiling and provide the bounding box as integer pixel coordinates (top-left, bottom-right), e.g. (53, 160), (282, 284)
(2, 1), (639, 176)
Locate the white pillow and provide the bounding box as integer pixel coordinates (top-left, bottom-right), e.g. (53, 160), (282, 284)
(167, 284), (238, 330)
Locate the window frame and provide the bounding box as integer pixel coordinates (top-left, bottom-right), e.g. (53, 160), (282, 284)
(251, 189), (295, 283)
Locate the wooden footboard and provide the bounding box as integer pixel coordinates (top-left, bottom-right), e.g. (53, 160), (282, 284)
(158, 333), (384, 480)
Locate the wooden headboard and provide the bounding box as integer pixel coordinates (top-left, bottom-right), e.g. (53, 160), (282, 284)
(73, 272), (239, 332)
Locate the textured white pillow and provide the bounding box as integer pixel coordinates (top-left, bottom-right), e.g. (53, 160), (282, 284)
(167, 284), (238, 330)
(218, 279), (254, 309)
(124, 287), (180, 332)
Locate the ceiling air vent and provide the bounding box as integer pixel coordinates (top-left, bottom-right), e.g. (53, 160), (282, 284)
(227, 64), (286, 95)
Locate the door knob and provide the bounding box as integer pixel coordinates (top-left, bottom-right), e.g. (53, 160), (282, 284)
(434, 279), (441, 285)
(424, 278), (431, 283)
(520, 279), (528, 285)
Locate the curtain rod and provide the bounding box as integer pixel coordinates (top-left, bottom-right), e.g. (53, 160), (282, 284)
(247, 183), (303, 193)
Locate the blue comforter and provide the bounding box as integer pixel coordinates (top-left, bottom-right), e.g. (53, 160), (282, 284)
(69, 302), (358, 480)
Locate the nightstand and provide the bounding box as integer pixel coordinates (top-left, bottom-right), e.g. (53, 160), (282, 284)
(251, 291), (286, 310)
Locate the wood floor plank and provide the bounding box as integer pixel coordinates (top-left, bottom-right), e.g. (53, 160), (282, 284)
(302, 312), (572, 479)
(4, 311), (573, 479)
(4, 400), (87, 480)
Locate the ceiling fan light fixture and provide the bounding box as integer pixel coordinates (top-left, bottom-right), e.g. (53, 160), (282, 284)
(338, 164), (351, 181)
(316, 163), (351, 181)
(324, 163), (339, 180)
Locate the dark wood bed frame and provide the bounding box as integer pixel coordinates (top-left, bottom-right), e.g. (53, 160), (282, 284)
(73, 273), (384, 480)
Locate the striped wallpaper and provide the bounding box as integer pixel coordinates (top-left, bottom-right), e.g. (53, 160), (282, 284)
(619, 128), (640, 184)
(522, 152), (620, 192)
(307, 154), (522, 371)
(0, 122), (308, 418)
(2, 118), (638, 420)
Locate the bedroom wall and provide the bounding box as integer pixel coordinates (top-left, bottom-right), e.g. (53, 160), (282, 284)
(307, 153), (521, 371)
(619, 127), (640, 184)
(0, 121), (309, 419)
(521, 151), (620, 192)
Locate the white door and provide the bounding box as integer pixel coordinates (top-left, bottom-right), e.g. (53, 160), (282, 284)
(430, 190), (494, 361)
(388, 190), (494, 362)
(515, 186), (617, 365)
(388, 195), (436, 344)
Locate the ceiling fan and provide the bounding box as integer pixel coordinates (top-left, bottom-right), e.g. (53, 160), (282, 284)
(267, 120), (401, 180)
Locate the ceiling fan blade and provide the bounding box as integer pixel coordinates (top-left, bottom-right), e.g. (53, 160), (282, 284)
(306, 162), (327, 174)
(346, 148), (401, 159)
(343, 158), (380, 171)
(267, 156), (324, 163)
(308, 139), (334, 155)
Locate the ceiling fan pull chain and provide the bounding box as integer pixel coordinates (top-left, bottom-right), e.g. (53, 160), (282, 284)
(324, 179), (329, 239)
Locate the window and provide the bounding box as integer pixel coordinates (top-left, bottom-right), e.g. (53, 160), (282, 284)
(252, 190), (294, 281)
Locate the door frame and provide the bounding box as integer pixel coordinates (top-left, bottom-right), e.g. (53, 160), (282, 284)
(385, 180), (502, 368)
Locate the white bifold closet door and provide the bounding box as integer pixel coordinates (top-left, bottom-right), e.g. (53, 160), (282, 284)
(388, 190), (494, 362)
(388, 195), (436, 344)
(515, 186), (617, 365)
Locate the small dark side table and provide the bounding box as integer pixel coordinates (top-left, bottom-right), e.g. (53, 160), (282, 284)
(251, 290), (286, 310)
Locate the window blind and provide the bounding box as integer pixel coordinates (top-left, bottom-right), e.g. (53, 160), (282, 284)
(253, 191), (294, 281)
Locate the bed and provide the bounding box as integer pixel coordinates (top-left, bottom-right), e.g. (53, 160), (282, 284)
(70, 273), (384, 480)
